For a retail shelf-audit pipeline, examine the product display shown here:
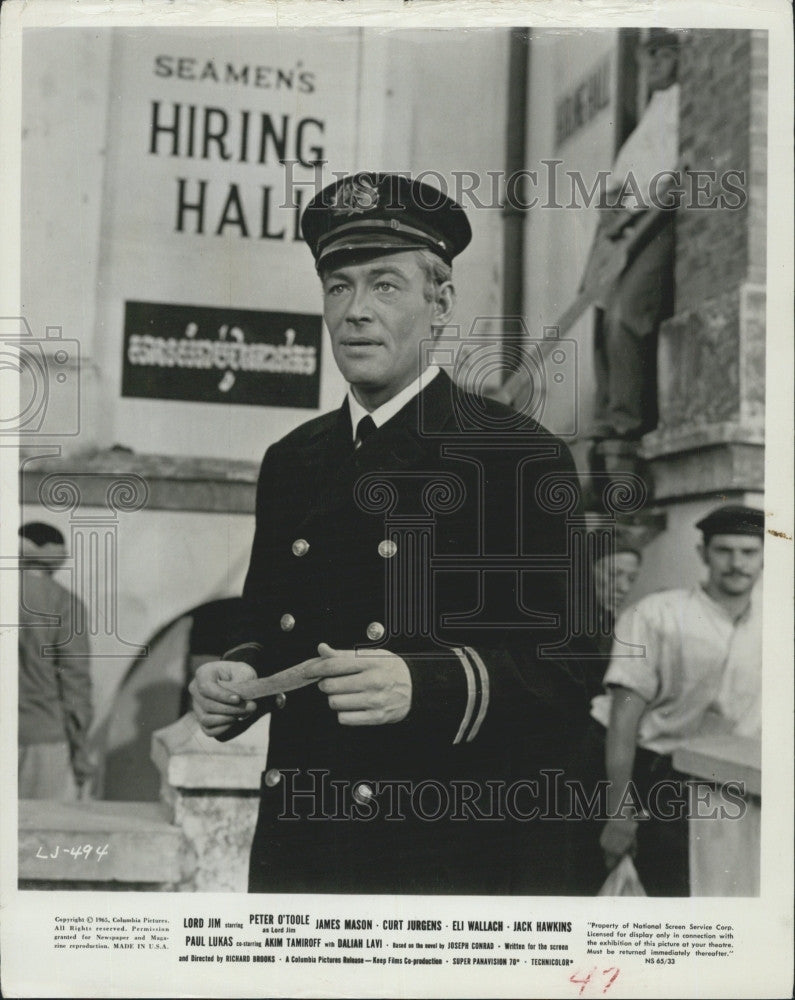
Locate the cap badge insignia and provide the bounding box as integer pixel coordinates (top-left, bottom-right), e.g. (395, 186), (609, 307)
(329, 175), (380, 215)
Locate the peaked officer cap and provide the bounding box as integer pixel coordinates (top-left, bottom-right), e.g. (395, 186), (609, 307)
(301, 172), (472, 268)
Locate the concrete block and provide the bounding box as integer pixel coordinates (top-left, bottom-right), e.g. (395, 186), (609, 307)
(151, 712), (269, 792)
(19, 800), (192, 885)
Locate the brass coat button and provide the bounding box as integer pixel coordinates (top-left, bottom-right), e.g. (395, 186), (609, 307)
(378, 540), (398, 558)
(264, 769), (281, 787)
(366, 621), (385, 641)
(353, 782), (374, 804)
(275, 693), (287, 709)
(280, 614), (296, 632)
(292, 538), (310, 557)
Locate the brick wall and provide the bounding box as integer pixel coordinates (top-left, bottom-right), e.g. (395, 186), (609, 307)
(675, 30), (768, 310)
(747, 30), (769, 286)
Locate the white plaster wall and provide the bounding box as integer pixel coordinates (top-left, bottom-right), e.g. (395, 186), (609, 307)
(21, 28), (112, 453)
(379, 29), (509, 337)
(523, 29), (619, 443)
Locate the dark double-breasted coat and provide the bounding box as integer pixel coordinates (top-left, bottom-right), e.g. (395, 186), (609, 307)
(221, 370), (589, 894)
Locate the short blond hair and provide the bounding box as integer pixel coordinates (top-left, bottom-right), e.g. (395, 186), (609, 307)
(318, 248), (452, 302)
(415, 249), (453, 302)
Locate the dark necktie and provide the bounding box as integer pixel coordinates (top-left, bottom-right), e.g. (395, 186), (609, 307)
(354, 414), (377, 449)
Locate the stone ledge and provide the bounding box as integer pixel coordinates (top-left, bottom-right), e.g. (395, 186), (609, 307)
(151, 712), (269, 793)
(646, 441), (763, 502)
(20, 448), (259, 514)
(642, 421), (764, 460)
(19, 800), (191, 883)
(673, 733), (761, 797)
(583, 510), (667, 550)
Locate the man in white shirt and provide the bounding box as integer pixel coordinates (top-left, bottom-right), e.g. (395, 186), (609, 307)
(587, 30), (680, 475)
(190, 173), (587, 894)
(589, 504), (764, 895)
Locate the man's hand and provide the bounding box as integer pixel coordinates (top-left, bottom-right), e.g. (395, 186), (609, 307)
(307, 643), (412, 726)
(189, 659), (258, 737)
(600, 817), (638, 870)
(71, 746), (96, 788)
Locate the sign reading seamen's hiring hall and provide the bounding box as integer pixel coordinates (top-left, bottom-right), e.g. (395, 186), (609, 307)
(121, 300), (322, 408)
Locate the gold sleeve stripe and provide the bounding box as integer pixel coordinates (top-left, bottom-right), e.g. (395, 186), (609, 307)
(452, 647), (477, 745)
(463, 646), (490, 742)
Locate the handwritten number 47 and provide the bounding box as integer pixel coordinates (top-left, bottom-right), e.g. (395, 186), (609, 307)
(570, 967), (621, 996)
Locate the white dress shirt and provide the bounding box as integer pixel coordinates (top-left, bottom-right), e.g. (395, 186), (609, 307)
(590, 584), (762, 754)
(347, 365), (441, 441)
(609, 82), (680, 207)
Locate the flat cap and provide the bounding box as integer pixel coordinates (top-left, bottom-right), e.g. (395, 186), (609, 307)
(18, 522), (68, 569)
(301, 172), (472, 268)
(696, 504), (764, 540)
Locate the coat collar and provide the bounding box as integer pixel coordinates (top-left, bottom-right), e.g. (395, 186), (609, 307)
(303, 368), (457, 443)
(352, 367), (458, 468)
(297, 369), (459, 524)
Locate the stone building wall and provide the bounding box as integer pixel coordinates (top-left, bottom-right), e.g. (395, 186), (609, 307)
(648, 29), (766, 463)
(640, 28), (767, 592)
(675, 30), (764, 305)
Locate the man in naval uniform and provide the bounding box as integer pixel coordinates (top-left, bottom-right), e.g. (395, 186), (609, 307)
(190, 173), (588, 895)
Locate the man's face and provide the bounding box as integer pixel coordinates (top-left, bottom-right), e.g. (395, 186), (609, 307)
(321, 250), (452, 409)
(594, 551), (641, 615)
(642, 44), (678, 93)
(700, 534), (764, 597)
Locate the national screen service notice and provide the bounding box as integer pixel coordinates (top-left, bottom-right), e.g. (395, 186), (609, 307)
(19, 893), (754, 998)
